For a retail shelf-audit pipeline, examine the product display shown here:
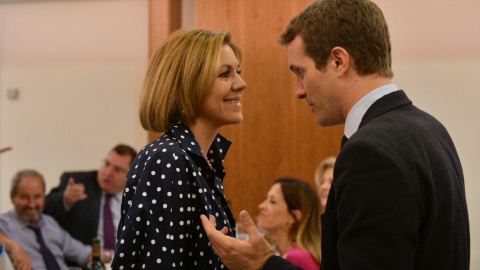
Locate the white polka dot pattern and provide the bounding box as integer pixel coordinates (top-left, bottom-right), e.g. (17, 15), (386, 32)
(112, 123), (235, 269)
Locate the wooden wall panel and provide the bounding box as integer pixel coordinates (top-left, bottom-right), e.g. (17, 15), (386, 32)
(148, 0), (182, 142)
(195, 0), (344, 220)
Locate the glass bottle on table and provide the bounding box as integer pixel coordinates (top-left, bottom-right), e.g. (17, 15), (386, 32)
(85, 238), (105, 270)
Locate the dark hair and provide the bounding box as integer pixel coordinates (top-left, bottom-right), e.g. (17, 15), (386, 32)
(112, 144), (137, 165)
(275, 177), (322, 262)
(11, 169), (45, 196)
(279, 0), (393, 78)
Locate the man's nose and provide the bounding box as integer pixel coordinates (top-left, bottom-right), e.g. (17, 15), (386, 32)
(27, 198), (36, 207)
(295, 80), (306, 99)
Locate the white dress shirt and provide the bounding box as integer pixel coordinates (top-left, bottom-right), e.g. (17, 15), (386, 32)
(344, 84), (398, 139)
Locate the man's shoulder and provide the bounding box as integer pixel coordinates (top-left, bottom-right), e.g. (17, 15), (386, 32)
(355, 101), (446, 145)
(0, 211), (12, 223)
(0, 211), (21, 230)
(0, 210), (15, 220)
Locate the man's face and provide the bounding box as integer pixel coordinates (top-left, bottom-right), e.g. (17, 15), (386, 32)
(287, 35), (343, 127)
(10, 176), (45, 223)
(97, 151), (132, 195)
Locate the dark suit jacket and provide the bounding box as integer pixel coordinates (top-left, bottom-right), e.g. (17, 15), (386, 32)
(44, 171), (101, 246)
(263, 91), (469, 270)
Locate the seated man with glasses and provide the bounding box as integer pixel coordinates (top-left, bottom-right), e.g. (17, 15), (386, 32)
(44, 144), (137, 266)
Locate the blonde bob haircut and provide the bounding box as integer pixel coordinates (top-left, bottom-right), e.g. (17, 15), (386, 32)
(140, 29), (241, 133)
(314, 156), (336, 188)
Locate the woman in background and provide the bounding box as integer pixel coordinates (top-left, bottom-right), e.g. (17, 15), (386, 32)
(314, 156), (336, 213)
(112, 29), (246, 269)
(257, 177), (321, 270)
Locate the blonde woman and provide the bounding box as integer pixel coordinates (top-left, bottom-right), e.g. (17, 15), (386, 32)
(314, 156), (336, 212)
(112, 29), (246, 269)
(257, 177), (321, 269)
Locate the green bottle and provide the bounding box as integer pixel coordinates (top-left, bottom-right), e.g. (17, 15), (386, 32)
(85, 238), (106, 270)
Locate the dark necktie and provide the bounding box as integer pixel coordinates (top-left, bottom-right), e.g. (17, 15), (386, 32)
(103, 194), (116, 250)
(341, 135), (348, 149)
(28, 223), (61, 270)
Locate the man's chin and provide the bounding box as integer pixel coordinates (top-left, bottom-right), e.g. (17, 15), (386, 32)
(22, 213), (40, 222)
(316, 116), (342, 127)
(316, 117), (330, 127)
(99, 181), (112, 191)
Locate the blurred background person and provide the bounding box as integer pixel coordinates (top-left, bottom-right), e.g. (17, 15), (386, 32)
(44, 144), (137, 266)
(0, 146), (12, 154)
(314, 156), (336, 213)
(0, 169), (92, 269)
(112, 29), (247, 269)
(257, 177), (321, 270)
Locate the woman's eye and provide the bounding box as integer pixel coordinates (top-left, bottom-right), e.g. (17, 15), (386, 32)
(236, 70), (242, 75)
(219, 71), (229, 78)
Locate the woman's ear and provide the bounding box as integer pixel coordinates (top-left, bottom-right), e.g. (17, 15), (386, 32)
(291, 209), (303, 222)
(330, 46), (350, 76)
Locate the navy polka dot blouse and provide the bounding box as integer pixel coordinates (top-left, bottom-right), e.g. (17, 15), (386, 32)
(112, 123), (236, 269)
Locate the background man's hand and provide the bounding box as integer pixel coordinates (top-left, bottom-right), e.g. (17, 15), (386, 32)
(63, 177), (87, 207)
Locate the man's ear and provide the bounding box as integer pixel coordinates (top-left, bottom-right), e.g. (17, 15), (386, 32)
(330, 46), (350, 76)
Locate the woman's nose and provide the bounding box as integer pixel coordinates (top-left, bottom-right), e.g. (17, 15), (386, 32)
(258, 200), (266, 209)
(233, 74), (247, 92)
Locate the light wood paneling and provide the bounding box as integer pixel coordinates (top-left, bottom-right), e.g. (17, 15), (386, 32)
(147, 0), (182, 142)
(195, 0), (344, 219)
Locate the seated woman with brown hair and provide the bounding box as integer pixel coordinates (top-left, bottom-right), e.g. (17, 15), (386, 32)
(257, 177), (322, 270)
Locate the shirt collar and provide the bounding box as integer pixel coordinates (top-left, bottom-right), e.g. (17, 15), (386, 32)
(10, 209), (45, 227)
(104, 190), (122, 201)
(344, 84), (398, 138)
(168, 122), (231, 177)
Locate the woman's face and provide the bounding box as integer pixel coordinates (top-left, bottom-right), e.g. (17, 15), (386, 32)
(197, 45), (247, 129)
(317, 166), (334, 208)
(257, 183), (295, 234)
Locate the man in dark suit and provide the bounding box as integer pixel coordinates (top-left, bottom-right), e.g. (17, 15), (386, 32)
(200, 0), (470, 269)
(43, 144), (137, 254)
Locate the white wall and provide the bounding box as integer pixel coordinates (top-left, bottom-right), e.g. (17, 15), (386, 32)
(0, 0), (149, 209)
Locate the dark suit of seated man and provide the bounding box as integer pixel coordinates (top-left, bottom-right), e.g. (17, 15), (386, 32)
(43, 144), (137, 266)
